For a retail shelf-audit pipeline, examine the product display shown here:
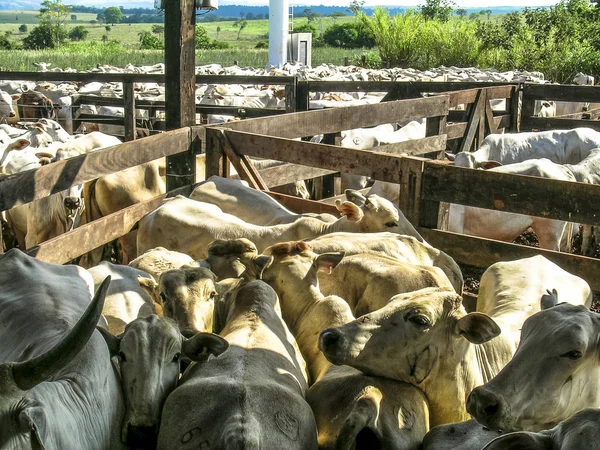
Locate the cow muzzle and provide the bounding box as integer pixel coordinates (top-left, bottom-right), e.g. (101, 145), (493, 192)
(125, 424), (158, 450)
(64, 196), (81, 210)
(9, 111), (15, 117)
(319, 328), (348, 365)
(467, 386), (509, 431)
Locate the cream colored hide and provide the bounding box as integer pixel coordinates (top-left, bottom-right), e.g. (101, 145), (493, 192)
(468, 298), (600, 432)
(319, 255), (591, 426)
(319, 253), (454, 317)
(483, 409), (600, 450)
(80, 161), (165, 266)
(423, 419), (504, 450)
(449, 128), (600, 169)
(88, 261), (156, 335)
(306, 232), (463, 294)
(251, 241), (429, 450)
(137, 192), (414, 260)
(138, 266), (230, 336)
(190, 176), (337, 225)
(157, 281), (318, 450)
(129, 247), (195, 281)
(98, 315), (228, 449)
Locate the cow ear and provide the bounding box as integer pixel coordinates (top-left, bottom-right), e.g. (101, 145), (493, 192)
(315, 252), (344, 274)
(137, 276), (159, 302)
(483, 431), (552, 450)
(96, 326), (122, 356)
(445, 152), (456, 161)
(335, 200), (364, 222)
(481, 160), (502, 169)
(35, 152), (54, 159)
(541, 288), (559, 310)
(11, 94), (21, 101)
(18, 405), (47, 449)
(456, 312), (501, 344)
(182, 332), (229, 362)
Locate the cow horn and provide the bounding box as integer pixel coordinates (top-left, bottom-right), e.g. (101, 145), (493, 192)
(12, 276), (111, 391)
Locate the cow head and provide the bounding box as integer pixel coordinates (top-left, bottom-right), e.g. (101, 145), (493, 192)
(0, 90), (17, 120)
(0, 277), (110, 450)
(138, 267), (231, 336)
(467, 298), (600, 432)
(37, 118), (70, 143)
(200, 238), (262, 279)
(319, 287), (500, 425)
(339, 190), (418, 236)
(97, 315), (228, 448)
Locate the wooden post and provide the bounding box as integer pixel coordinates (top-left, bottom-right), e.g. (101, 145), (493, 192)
(205, 127), (228, 179)
(164, 0), (197, 191)
(296, 81), (310, 112)
(510, 84), (522, 133)
(285, 77), (297, 113)
(459, 89), (485, 153)
(399, 157), (426, 226)
(521, 83), (536, 132)
(123, 81), (136, 142)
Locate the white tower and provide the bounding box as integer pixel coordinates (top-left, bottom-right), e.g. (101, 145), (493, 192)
(268, 0), (289, 68)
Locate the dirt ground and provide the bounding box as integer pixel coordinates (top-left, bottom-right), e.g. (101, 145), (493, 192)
(460, 228), (600, 312)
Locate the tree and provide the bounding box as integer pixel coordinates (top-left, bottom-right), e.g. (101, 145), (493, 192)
(0, 34), (13, 50)
(304, 8), (317, 23)
(19, 24), (28, 33)
(216, 25), (221, 38)
(140, 32), (163, 49)
(330, 11), (347, 20)
(70, 14), (77, 20)
(105, 25), (111, 34)
(233, 18), (247, 40)
(96, 12), (104, 23)
(68, 25), (88, 41)
(101, 34), (108, 42)
(484, 9), (493, 21)
(246, 12), (254, 20)
(256, 13), (264, 20)
(348, 0), (365, 16)
(103, 6), (123, 25)
(456, 8), (467, 18)
(37, 0), (72, 47)
(138, 30), (152, 42)
(23, 22), (66, 49)
(419, 0), (456, 21)
(151, 24), (164, 37)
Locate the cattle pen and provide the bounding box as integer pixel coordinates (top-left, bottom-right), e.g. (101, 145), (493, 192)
(2, 81), (600, 303)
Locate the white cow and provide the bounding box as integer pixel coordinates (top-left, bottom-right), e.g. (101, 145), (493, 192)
(0, 249), (125, 449)
(190, 176), (337, 225)
(129, 246), (195, 281)
(137, 193), (417, 260)
(467, 293), (600, 432)
(448, 128), (600, 168)
(88, 261), (156, 335)
(319, 255), (591, 426)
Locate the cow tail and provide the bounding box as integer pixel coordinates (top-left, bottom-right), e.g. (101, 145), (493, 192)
(335, 394), (380, 450)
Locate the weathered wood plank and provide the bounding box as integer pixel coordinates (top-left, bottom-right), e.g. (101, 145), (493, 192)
(422, 162), (600, 226)
(221, 129), (407, 183)
(0, 128), (191, 211)
(222, 96), (449, 139)
(447, 89), (478, 108)
(25, 184), (195, 264)
(399, 156), (428, 226)
(419, 228), (600, 292)
(484, 97), (497, 134)
(123, 81), (136, 142)
(373, 135), (447, 156)
(204, 127), (228, 179)
(305, 81), (517, 93)
(510, 84), (521, 132)
(522, 116), (600, 132)
(232, 164), (336, 187)
(523, 84), (600, 102)
(263, 191), (340, 216)
(459, 89), (484, 153)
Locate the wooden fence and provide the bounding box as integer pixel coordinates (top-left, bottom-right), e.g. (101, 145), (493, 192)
(3, 83), (600, 295)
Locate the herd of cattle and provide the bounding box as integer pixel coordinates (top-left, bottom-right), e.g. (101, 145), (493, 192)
(3, 64), (600, 449)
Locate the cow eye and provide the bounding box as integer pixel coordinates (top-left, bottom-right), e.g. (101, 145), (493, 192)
(409, 315), (430, 327)
(159, 292), (167, 302)
(561, 350), (583, 360)
(385, 221), (398, 228)
(118, 351), (127, 362)
(173, 352), (181, 362)
(209, 291), (216, 299)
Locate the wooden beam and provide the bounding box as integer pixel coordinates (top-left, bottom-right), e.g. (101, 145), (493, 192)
(164, 0), (196, 191)
(223, 96), (449, 139)
(419, 228), (600, 292)
(263, 191), (340, 216)
(231, 164), (336, 188)
(509, 84), (521, 133)
(399, 156), (427, 226)
(216, 129), (269, 191)
(421, 162), (600, 226)
(522, 116), (600, 132)
(123, 81), (136, 142)
(0, 128), (191, 211)
(222, 129), (412, 184)
(484, 96), (498, 134)
(523, 84), (600, 102)
(459, 89), (485, 153)
(305, 81), (518, 93)
(377, 135), (447, 156)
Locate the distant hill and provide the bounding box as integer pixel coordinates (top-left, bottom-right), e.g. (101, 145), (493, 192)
(0, 1), (538, 16)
